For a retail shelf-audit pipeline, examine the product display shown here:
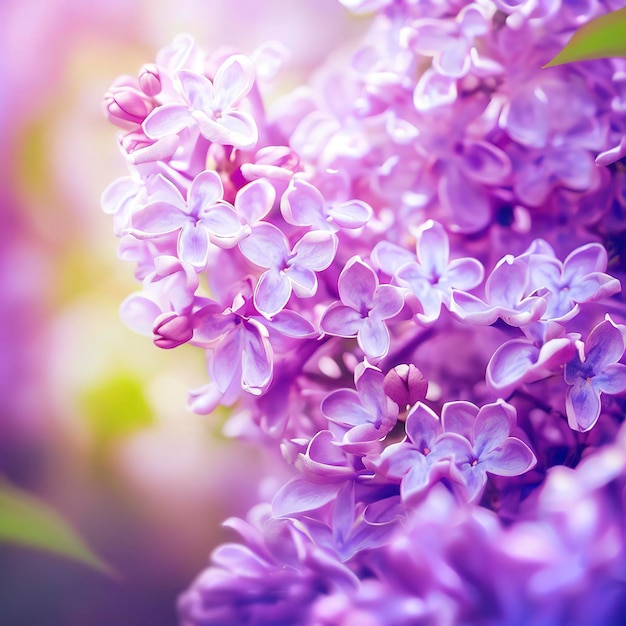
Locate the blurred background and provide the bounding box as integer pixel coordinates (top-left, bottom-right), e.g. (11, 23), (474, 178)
(0, 2), (365, 624)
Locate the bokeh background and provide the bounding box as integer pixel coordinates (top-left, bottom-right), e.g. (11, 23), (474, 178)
(0, 2), (365, 624)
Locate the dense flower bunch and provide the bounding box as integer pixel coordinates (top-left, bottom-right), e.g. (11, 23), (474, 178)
(103, 1), (626, 624)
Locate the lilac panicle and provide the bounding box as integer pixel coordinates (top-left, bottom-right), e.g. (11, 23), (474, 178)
(100, 5), (626, 624)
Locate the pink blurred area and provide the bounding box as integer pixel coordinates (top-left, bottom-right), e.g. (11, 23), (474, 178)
(0, 1), (365, 624)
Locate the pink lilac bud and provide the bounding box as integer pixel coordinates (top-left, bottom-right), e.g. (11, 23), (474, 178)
(383, 364), (428, 411)
(138, 63), (162, 97)
(153, 312), (193, 349)
(104, 84), (154, 128)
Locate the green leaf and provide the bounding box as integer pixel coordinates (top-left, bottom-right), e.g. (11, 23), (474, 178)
(544, 8), (626, 67)
(0, 478), (117, 577)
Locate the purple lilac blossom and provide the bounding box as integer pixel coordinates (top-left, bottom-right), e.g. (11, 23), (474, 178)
(320, 256), (403, 359)
(101, 2), (626, 623)
(564, 316), (626, 432)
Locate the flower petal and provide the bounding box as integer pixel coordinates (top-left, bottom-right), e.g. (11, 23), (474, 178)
(338, 257), (377, 312)
(177, 70), (214, 110)
(405, 403), (442, 450)
(358, 317), (390, 359)
(487, 339), (538, 391)
(585, 318), (625, 372)
(287, 265), (317, 298)
(235, 179), (276, 225)
(322, 389), (371, 427)
(213, 54), (255, 110)
(321, 304), (363, 337)
(416, 220), (449, 276)
(239, 222), (288, 269)
(242, 321), (273, 393)
(131, 202), (186, 237)
(473, 401), (516, 456)
(566, 377), (601, 432)
(371, 241), (414, 276)
(441, 401), (478, 440)
(280, 178), (326, 228)
(594, 363), (626, 395)
(444, 257), (484, 291)
(267, 310), (318, 338)
(291, 230), (337, 272)
(328, 200), (372, 229)
(119, 294), (161, 335)
(483, 438), (536, 476)
(188, 170), (224, 214)
(178, 222), (209, 268)
(272, 479), (342, 517)
(212, 327), (244, 393)
(142, 104), (193, 139)
(254, 269), (292, 318)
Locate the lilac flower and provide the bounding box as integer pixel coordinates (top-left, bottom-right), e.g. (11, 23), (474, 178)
(178, 504), (358, 626)
(192, 285), (273, 396)
(321, 256), (403, 359)
(401, 5), (490, 79)
(527, 242), (621, 322)
(436, 399), (537, 501)
(130, 170), (247, 268)
(238, 223), (337, 318)
(100, 6), (626, 625)
(143, 54), (258, 149)
(321, 362), (398, 455)
(379, 220), (483, 324)
(371, 402), (456, 502)
(564, 316), (626, 432)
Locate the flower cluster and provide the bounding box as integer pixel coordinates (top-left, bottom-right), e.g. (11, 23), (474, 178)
(103, 2), (626, 624)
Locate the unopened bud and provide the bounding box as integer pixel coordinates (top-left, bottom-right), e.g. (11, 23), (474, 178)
(383, 364), (428, 411)
(104, 86), (153, 127)
(153, 312), (193, 349)
(138, 63), (162, 96)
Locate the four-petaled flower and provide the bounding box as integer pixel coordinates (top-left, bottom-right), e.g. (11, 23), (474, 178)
(143, 55), (258, 149)
(130, 170), (247, 268)
(564, 316), (626, 432)
(392, 220), (484, 323)
(239, 223), (337, 318)
(435, 399), (537, 501)
(527, 242), (621, 322)
(321, 256), (404, 359)
(321, 362), (398, 455)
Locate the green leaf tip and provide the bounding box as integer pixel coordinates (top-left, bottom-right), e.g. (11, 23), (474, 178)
(0, 477), (118, 578)
(544, 8), (626, 67)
